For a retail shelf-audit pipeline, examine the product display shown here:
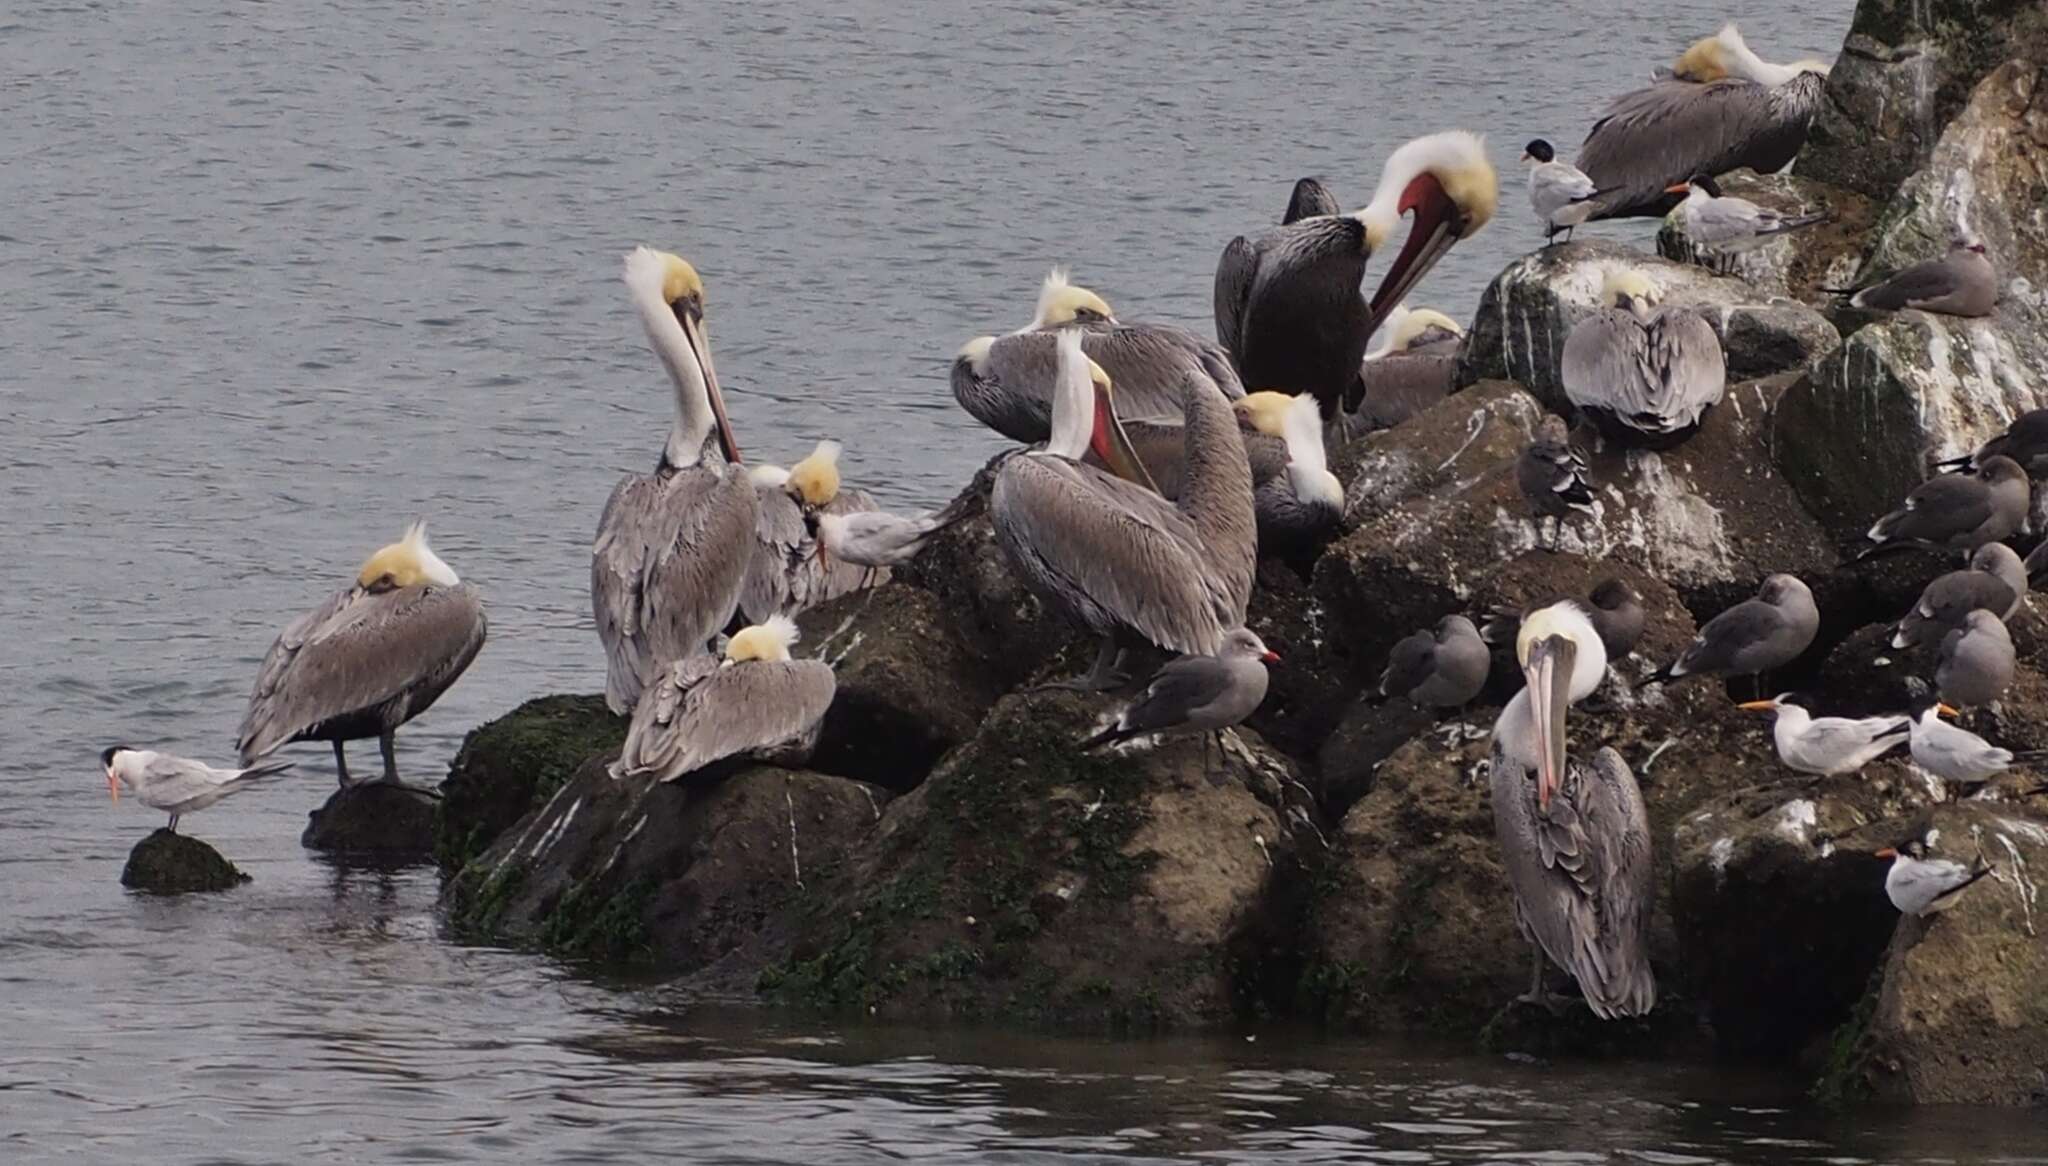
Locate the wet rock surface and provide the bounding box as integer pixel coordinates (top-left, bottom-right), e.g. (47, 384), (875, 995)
(121, 829), (251, 893)
(303, 782), (438, 858)
(435, 694), (626, 873)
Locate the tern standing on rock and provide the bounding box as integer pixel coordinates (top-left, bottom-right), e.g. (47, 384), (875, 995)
(1522, 139), (1608, 244)
(1876, 842), (1995, 916)
(102, 747), (294, 833)
(1079, 628), (1277, 784)
(1640, 574), (1817, 696)
(1903, 684), (2043, 796)
(1665, 173), (1828, 271)
(1738, 694), (1908, 777)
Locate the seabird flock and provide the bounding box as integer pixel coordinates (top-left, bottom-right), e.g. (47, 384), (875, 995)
(96, 19), (2027, 1015)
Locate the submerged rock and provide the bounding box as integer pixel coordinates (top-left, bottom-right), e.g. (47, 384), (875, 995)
(1655, 170), (1877, 307)
(121, 828), (250, 893)
(1455, 240), (1839, 406)
(445, 758), (886, 970)
(1801, 0), (2048, 202)
(435, 694), (626, 873)
(303, 781), (437, 858)
(759, 689), (1306, 1028)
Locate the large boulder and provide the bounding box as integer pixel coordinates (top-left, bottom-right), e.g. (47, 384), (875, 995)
(434, 694), (626, 873)
(121, 829), (250, 893)
(443, 759), (887, 970)
(1455, 240), (1840, 407)
(302, 782), (437, 859)
(1655, 170), (1878, 307)
(1820, 802), (2048, 1106)
(758, 689), (1306, 1028)
(1802, 0), (2048, 202)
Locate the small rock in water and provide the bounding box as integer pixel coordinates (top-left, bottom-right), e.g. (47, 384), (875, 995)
(121, 828), (250, 893)
(302, 782), (437, 859)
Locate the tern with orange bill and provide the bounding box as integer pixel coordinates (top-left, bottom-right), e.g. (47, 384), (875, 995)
(102, 747), (294, 833)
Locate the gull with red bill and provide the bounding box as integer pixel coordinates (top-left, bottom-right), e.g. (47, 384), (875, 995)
(1489, 600), (1656, 1018)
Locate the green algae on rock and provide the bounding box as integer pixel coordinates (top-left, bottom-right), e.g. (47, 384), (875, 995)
(121, 828), (251, 893)
(434, 694), (626, 873)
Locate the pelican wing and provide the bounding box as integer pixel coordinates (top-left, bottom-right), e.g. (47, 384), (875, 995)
(1282, 178), (1341, 225)
(1561, 310), (1656, 421)
(238, 583), (487, 761)
(1086, 325), (1244, 421)
(1214, 236), (1258, 363)
(1521, 747), (1656, 1018)
(1354, 351), (1458, 427)
(741, 485), (808, 623)
(617, 658), (837, 782)
(992, 454), (1233, 656)
(1645, 308), (1726, 429)
(1578, 76), (1818, 217)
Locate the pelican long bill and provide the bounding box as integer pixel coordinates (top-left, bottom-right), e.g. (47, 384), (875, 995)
(675, 302), (742, 465)
(1524, 632), (1576, 810)
(1089, 373), (1161, 493)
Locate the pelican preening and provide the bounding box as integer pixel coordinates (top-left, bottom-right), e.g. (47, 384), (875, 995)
(741, 442), (884, 623)
(1738, 694), (1908, 777)
(1479, 578), (1645, 665)
(1876, 843), (1995, 917)
(1561, 269), (1726, 449)
(1282, 177), (1342, 225)
(1824, 238), (1999, 317)
(1579, 25), (1829, 219)
(1890, 543), (2025, 650)
(103, 747), (294, 832)
(1215, 131), (1499, 422)
(1640, 573), (1817, 693)
(238, 522), (487, 788)
(1522, 139), (1608, 245)
(593, 247), (758, 713)
(612, 615), (837, 783)
(952, 269), (1242, 445)
(1516, 414), (1595, 551)
(1935, 610), (2015, 709)
(1378, 615), (1491, 711)
(1233, 391), (1345, 561)
(1489, 601), (1656, 1018)
(991, 330), (1255, 690)
(1351, 304), (1464, 431)
(1666, 174), (1828, 271)
(1079, 627), (1278, 781)
(1862, 455), (2028, 557)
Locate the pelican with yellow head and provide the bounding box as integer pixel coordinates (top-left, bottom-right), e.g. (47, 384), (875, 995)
(238, 521), (487, 788)
(1233, 391), (1343, 561)
(611, 615), (838, 783)
(593, 245), (761, 713)
(738, 439), (889, 623)
(1561, 267), (1726, 449)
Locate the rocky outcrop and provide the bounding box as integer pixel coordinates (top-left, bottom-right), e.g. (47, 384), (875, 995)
(435, 694), (626, 873)
(759, 690), (1306, 1028)
(1821, 802), (2048, 1106)
(1802, 0), (2048, 201)
(445, 759), (887, 969)
(1455, 240), (1840, 407)
(302, 782), (437, 859)
(1655, 170), (1877, 306)
(122, 829), (250, 893)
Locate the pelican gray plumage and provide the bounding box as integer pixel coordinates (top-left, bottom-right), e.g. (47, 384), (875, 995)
(1890, 543), (2025, 650)
(593, 247), (758, 713)
(1825, 238), (1998, 317)
(1562, 268), (1726, 449)
(1349, 303), (1464, 428)
(1737, 694), (1908, 777)
(739, 442), (884, 623)
(1214, 131), (1498, 421)
(1864, 455), (2028, 557)
(238, 521), (487, 788)
(102, 746), (294, 833)
(1522, 139), (1608, 244)
(1233, 391), (1344, 561)
(1641, 573), (1818, 692)
(951, 268), (1242, 444)
(1578, 25), (1829, 219)
(611, 615), (837, 782)
(1283, 177), (1341, 225)
(1666, 173), (1828, 271)
(1489, 600), (1656, 1018)
(991, 330), (1257, 690)
(1936, 610), (2015, 709)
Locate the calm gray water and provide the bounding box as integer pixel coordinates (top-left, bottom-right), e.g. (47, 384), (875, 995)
(14, 1), (2045, 1161)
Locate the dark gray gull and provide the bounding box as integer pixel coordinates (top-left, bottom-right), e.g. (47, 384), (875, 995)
(1935, 610), (2015, 708)
(1517, 414), (1596, 550)
(1640, 573), (1817, 691)
(1863, 455), (2028, 557)
(1825, 238), (1998, 318)
(1936, 407), (2048, 476)
(1891, 543), (2025, 650)
(1378, 615), (1491, 710)
(1080, 628), (1276, 782)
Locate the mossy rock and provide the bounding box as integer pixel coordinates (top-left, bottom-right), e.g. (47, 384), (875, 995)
(434, 694), (626, 872)
(121, 829), (250, 893)
(303, 781), (437, 859)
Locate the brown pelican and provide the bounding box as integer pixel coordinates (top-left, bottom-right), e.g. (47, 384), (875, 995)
(1666, 174), (1828, 271)
(1483, 579), (1646, 671)
(1640, 573), (1817, 694)
(1080, 627), (1277, 781)
(952, 268), (1242, 444)
(1214, 131), (1499, 421)
(1283, 177), (1341, 224)
(991, 330), (1256, 690)
(1489, 600), (1656, 1018)
(1864, 455), (2028, 557)
(1824, 238), (1998, 317)
(1737, 694), (1909, 777)
(593, 247), (757, 713)
(611, 615), (837, 782)
(1876, 842), (1995, 917)
(1522, 139), (1609, 244)
(1517, 414), (1595, 550)
(1561, 268), (1725, 449)
(102, 747), (293, 832)
(1233, 391), (1344, 560)
(238, 521), (487, 787)
(1890, 543), (2025, 649)
(1936, 610), (2015, 708)
(1937, 407), (2048, 476)
(740, 441), (883, 622)
(1578, 25), (1828, 219)
(1349, 303), (1464, 428)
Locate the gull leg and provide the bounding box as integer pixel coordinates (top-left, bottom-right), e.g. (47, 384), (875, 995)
(333, 740), (352, 789)
(168, 813), (179, 834)
(1033, 636), (1129, 693)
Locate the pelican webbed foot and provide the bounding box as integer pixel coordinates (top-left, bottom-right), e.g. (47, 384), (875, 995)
(1032, 639), (1129, 693)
